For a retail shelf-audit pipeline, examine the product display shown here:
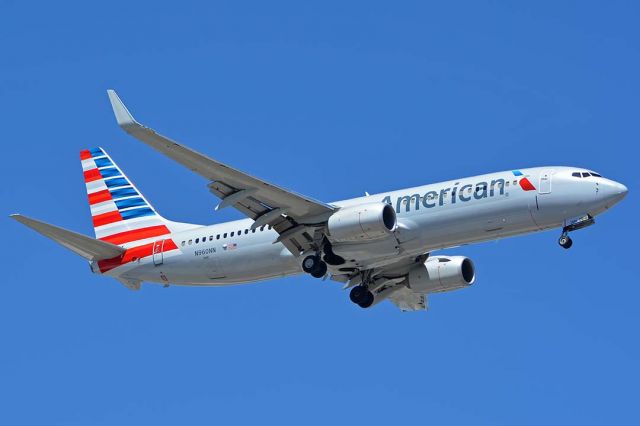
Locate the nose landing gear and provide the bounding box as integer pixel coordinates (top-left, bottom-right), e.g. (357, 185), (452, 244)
(558, 231), (573, 249)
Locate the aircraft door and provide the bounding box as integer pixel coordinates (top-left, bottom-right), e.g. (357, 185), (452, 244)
(152, 239), (164, 266)
(539, 170), (552, 194)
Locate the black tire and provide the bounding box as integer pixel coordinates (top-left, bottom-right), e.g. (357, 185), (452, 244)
(563, 237), (573, 249)
(310, 261), (327, 278)
(302, 255), (320, 273)
(358, 291), (374, 308)
(350, 286), (367, 304)
(559, 235), (573, 249)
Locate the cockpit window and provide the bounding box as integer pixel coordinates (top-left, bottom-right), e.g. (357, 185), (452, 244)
(591, 172), (602, 177)
(572, 172), (581, 177)
(581, 172), (590, 177)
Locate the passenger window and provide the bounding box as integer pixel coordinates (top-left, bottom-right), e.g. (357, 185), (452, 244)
(216, 234), (220, 240)
(195, 238), (199, 243)
(203, 236), (206, 241)
(505, 181), (510, 187)
(238, 230), (241, 235)
(230, 232), (234, 237)
(260, 226), (265, 231)
(252, 229), (256, 233)
(223, 233), (227, 238)
(244, 229), (248, 234)
(181, 241), (185, 247)
(188, 239), (193, 245)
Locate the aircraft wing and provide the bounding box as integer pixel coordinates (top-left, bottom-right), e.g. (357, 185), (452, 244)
(107, 90), (336, 256)
(10, 214), (125, 261)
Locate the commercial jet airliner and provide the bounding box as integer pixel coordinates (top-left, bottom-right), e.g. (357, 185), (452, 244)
(11, 91), (628, 311)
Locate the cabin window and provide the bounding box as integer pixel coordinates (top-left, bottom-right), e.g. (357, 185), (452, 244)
(238, 230), (242, 235)
(252, 229), (256, 233)
(216, 234), (220, 240)
(223, 233), (227, 238)
(260, 225), (265, 231)
(244, 229), (249, 234)
(188, 239), (193, 245)
(505, 181), (510, 187)
(181, 241), (185, 247)
(230, 232), (234, 237)
(195, 238), (200, 243)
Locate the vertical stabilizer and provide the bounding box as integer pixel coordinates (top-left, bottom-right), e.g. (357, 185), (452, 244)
(80, 147), (180, 248)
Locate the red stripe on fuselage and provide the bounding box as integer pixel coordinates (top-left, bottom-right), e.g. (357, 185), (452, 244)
(84, 168), (102, 183)
(88, 189), (112, 205)
(99, 225), (171, 245)
(92, 210), (123, 227)
(80, 149), (91, 160)
(98, 239), (178, 273)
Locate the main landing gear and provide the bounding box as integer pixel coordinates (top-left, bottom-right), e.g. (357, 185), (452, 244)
(302, 254), (327, 278)
(349, 285), (374, 308)
(558, 231), (573, 249)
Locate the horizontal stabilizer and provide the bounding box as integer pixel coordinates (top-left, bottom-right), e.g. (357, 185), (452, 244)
(10, 214), (125, 261)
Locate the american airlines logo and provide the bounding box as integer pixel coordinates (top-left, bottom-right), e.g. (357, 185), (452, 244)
(383, 172), (535, 213)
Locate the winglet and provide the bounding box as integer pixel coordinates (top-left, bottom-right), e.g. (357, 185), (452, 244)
(107, 89), (139, 130)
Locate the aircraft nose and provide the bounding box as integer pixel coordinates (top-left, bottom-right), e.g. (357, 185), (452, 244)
(599, 179), (628, 204)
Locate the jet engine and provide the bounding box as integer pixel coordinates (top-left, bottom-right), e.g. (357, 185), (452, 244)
(327, 202), (397, 243)
(407, 256), (475, 294)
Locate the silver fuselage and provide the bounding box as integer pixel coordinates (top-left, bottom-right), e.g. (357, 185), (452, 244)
(101, 166), (627, 286)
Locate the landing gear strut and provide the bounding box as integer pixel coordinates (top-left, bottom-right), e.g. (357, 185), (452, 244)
(558, 231), (573, 249)
(302, 254), (327, 278)
(349, 285), (374, 308)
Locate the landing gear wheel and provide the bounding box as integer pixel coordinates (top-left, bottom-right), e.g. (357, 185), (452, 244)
(302, 254), (321, 273)
(349, 286), (374, 308)
(358, 291), (374, 308)
(310, 261), (327, 278)
(350, 286), (367, 304)
(559, 234), (573, 249)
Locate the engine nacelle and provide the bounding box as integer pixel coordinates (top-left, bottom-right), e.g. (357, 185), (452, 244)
(407, 256), (475, 294)
(327, 202), (397, 243)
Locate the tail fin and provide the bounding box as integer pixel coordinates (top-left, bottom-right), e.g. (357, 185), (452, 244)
(80, 147), (176, 247)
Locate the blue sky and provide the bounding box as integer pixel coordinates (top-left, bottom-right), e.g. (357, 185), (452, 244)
(1, 1), (638, 424)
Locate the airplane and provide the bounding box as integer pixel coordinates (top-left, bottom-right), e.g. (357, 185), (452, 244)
(10, 90), (628, 311)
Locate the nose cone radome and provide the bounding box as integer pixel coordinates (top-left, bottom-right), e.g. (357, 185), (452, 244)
(601, 180), (628, 205)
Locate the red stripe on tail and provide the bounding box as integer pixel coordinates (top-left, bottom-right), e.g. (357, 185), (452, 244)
(84, 168), (102, 183)
(98, 239), (178, 273)
(80, 150), (91, 160)
(92, 211), (123, 227)
(88, 189), (112, 205)
(99, 225), (171, 245)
